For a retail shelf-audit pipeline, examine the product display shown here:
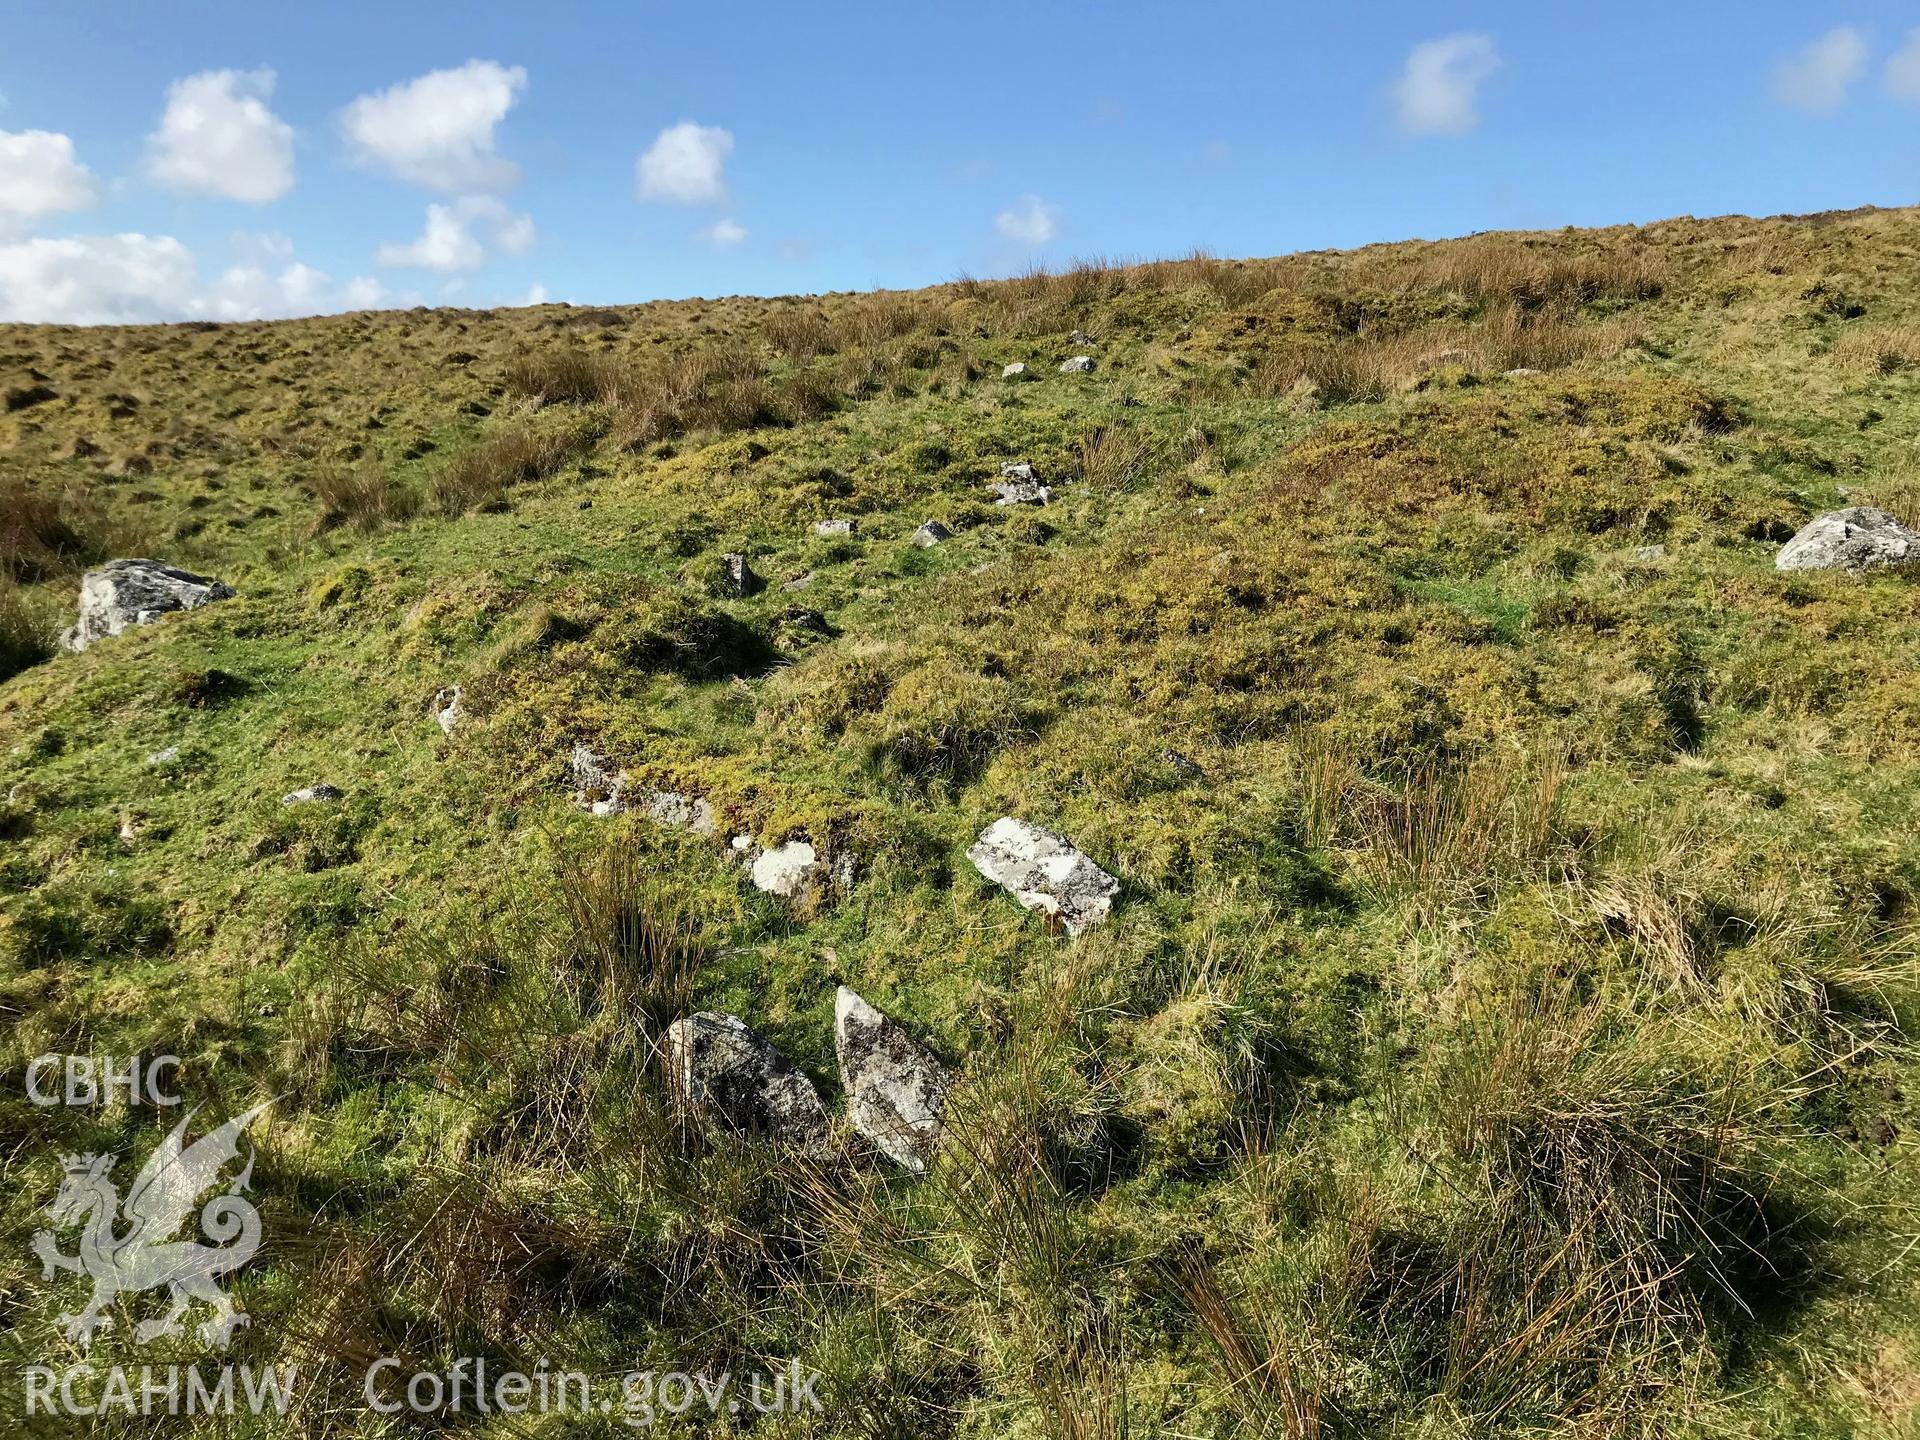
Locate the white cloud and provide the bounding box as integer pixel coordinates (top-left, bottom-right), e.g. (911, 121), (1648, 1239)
(1395, 33), (1500, 136)
(1773, 27), (1868, 112)
(375, 196), (534, 271)
(147, 68), (295, 203)
(636, 122), (733, 204)
(702, 217), (747, 247)
(1887, 28), (1920, 101)
(0, 232), (384, 324)
(341, 275), (387, 309)
(341, 60), (527, 191)
(517, 281), (549, 305)
(0, 130), (98, 226)
(995, 195), (1060, 244)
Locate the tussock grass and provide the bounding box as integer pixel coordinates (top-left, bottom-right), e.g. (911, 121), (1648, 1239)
(309, 455), (418, 531)
(429, 422), (592, 514)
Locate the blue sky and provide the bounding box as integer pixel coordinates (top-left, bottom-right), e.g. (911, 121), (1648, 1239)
(3, 1), (1920, 322)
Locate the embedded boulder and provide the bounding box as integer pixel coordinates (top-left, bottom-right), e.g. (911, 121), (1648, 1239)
(666, 1012), (828, 1144)
(1775, 507), (1920, 573)
(835, 986), (950, 1171)
(912, 520), (952, 548)
(751, 839), (824, 899)
(63, 559), (235, 652)
(989, 462), (1050, 505)
(1001, 362), (1029, 380)
(1060, 355), (1095, 374)
(720, 552), (764, 596)
(966, 817), (1119, 936)
(811, 519), (854, 537)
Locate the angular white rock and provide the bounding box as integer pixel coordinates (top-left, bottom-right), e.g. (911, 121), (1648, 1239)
(751, 840), (822, 899)
(282, 784), (343, 806)
(434, 685), (463, 735)
(835, 986), (950, 1171)
(1059, 355), (1095, 374)
(966, 817), (1119, 936)
(912, 520), (952, 548)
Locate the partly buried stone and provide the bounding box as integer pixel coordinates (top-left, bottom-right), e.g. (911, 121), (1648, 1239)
(282, 783), (343, 806)
(667, 1011), (827, 1144)
(966, 817), (1119, 936)
(1059, 354), (1095, 374)
(433, 685), (463, 736)
(63, 559), (235, 652)
(720, 552), (764, 596)
(751, 839), (824, 899)
(1001, 361), (1029, 380)
(989, 462), (1050, 506)
(1632, 544), (1667, 562)
(571, 743), (628, 815)
(638, 787), (715, 835)
(1775, 506), (1920, 573)
(912, 520), (953, 548)
(835, 987), (950, 1171)
(812, 519), (854, 537)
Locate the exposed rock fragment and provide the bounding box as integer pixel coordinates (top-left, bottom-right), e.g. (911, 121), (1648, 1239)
(812, 519), (854, 537)
(1060, 355), (1095, 373)
(966, 817), (1119, 936)
(1775, 506), (1920, 573)
(282, 783), (343, 806)
(433, 685), (462, 735)
(666, 1012), (828, 1144)
(835, 986), (950, 1171)
(63, 559), (235, 652)
(720, 552), (764, 596)
(912, 520), (952, 547)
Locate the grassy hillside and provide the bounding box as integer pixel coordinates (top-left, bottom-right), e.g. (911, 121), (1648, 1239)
(2, 206), (1918, 1437)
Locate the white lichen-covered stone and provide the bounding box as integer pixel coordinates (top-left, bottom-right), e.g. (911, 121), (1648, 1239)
(912, 520), (952, 547)
(282, 783), (343, 806)
(966, 817), (1119, 936)
(1775, 507), (1920, 573)
(834, 986), (950, 1171)
(434, 685), (463, 735)
(1059, 354), (1094, 373)
(812, 519), (854, 537)
(63, 559), (235, 652)
(751, 840), (822, 899)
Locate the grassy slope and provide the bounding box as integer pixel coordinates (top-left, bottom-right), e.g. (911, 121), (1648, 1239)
(1, 208), (1917, 1437)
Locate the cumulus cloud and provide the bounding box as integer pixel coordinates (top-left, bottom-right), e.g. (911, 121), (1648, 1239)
(0, 232), (383, 324)
(375, 196), (535, 271)
(0, 130), (98, 226)
(147, 68), (295, 203)
(995, 195), (1060, 245)
(1887, 28), (1920, 101)
(702, 218), (747, 247)
(637, 122), (733, 204)
(1772, 27), (1868, 112)
(341, 60), (527, 191)
(1395, 33), (1500, 136)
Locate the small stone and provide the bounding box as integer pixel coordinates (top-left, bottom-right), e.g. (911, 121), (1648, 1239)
(812, 519), (854, 537)
(1060, 355), (1095, 374)
(146, 745), (181, 767)
(720, 552), (764, 596)
(433, 685), (463, 735)
(1504, 367), (1542, 377)
(835, 986), (950, 1171)
(1632, 544), (1667, 562)
(571, 743), (627, 814)
(989, 479), (1050, 506)
(966, 817), (1119, 936)
(751, 840), (823, 900)
(1000, 461), (1037, 482)
(666, 1012), (828, 1144)
(1001, 362), (1028, 379)
(1069, 330), (1093, 346)
(1775, 507), (1920, 573)
(282, 784), (343, 806)
(782, 570), (817, 591)
(913, 520), (952, 548)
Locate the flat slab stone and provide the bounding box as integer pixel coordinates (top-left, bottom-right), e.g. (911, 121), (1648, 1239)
(966, 816), (1119, 936)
